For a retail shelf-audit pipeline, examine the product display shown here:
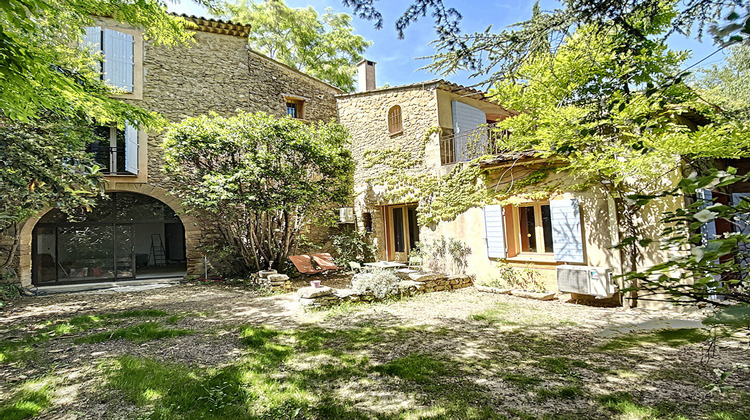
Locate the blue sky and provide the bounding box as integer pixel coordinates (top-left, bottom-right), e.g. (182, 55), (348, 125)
(167, 0), (727, 89)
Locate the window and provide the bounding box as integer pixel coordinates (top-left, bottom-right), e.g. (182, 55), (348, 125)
(86, 123), (139, 175)
(387, 105), (402, 134)
(83, 27), (135, 93)
(483, 199), (584, 263)
(285, 98), (305, 119)
(516, 203), (554, 254)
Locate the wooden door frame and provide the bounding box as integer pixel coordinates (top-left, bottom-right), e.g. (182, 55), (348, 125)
(384, 203), (418, 262)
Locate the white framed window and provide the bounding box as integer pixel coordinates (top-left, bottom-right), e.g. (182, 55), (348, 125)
(83, 27), (135, 93)
(87, 122), (139, 175)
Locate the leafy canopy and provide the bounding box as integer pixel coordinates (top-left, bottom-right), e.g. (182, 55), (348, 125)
(163, 112), (354, 272)
(224, 0), (371, 92)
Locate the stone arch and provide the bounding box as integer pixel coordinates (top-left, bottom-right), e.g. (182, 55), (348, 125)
(17, 184), (203, 287)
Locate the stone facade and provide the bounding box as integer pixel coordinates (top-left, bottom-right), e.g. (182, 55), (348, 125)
(336, 84), (442, 260)
(13, 17), (341, 287)
(298, 272), (474, 308)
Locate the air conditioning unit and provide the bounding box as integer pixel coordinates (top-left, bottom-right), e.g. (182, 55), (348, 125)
(556, 266), (616, 298)
(339, 207), (355, 224)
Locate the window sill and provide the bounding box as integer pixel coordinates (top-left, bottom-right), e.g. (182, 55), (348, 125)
(506, 253), (557, 264)
(388, 130), (403, 137)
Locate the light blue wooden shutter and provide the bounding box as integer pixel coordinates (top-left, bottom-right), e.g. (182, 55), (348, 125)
(125, 123), (138, 174)
(83, 27), (102, 73)
(103, 29), (134, 92)
(732, 193), (750, 276)
(696, 189), (717, 244)
(550, 198), (585, 263)
(451, 101), (487, 161)
(484, 205), (506, 258)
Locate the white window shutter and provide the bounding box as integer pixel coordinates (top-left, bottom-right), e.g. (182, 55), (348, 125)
(83, 27), (102, 52)
(125, 123), (138, 175)
(451, 101), (487, 161)
(82, 27), (102, 74)
(484, 205), (506, 258)
(550, 198), (585, 263)
(696, 189), (717, 244)
(103, 29), (134, 92)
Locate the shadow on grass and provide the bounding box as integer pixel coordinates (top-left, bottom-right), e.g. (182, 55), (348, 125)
(598, 328), (711, 351)
(75, 322), (192, 344)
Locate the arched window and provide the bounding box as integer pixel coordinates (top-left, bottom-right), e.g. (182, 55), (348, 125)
(387, 105), (402, 134)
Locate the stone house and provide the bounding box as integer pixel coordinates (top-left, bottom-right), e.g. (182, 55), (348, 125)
(337, 61), (710, 303)
(15, 15), (342, 288)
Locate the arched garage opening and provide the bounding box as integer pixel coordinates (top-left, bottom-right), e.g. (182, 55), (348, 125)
(31, 192), (187, 286)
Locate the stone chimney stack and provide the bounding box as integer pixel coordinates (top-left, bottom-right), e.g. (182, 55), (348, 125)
(357, 59), (376, 92)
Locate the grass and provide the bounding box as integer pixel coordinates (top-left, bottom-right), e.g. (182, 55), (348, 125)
(0, 378), (55, 420)
(598, 328), (711, 351)
(2, 294), (749, 420)
(75, 322), (193, 344)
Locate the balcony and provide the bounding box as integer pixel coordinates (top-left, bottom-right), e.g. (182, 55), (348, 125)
(86, 144), (129, 174)
(440, 123), (510, 165)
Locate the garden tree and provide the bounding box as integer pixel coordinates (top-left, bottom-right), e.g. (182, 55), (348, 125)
(623, 168), (750, 306)
(363, 5), (750, 305)
(163, 112), (354, 274)
(691, 44), (750, 122)
(343, 0), (750, 90)
(0, 0), (211, 274)
(224, 0), (371, 92)
(489, 6), (750, 303)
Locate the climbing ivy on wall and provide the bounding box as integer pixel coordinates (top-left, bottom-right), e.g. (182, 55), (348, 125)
(361, 126), (554, 225)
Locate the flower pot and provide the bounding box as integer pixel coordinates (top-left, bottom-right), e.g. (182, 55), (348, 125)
(310, 280), (321, 288)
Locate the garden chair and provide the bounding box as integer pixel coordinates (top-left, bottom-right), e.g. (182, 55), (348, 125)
(288, 255), (323, 275)
(397, 256), (423, 275)
(311, 253), (344, 272)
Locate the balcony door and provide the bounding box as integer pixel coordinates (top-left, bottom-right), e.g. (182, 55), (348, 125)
(386, 204), (420, 262)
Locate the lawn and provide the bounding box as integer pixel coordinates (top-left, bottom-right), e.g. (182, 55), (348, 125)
(0, 283), (747, 419)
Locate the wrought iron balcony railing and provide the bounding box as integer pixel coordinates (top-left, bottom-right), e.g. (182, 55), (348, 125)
(440, 122), (510, 165)
(86, 145), (127, 174)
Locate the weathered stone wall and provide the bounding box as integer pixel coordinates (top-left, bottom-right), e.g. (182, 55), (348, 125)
(12, 22), (341, 285)
(298, 272), (473, 308)
(336, 87), (441, 260)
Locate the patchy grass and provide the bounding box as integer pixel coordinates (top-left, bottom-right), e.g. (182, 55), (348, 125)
(2, 288), (748, 419)
(374, 354), (448, 383)
(598, 328), (711, 351)
(75, 322), (193, 344)
(0, 377), (55, 420)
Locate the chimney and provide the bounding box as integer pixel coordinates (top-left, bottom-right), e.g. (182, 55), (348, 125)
(357, 59), (376, 92)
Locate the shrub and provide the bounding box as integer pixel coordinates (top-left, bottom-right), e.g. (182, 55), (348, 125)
(351, 268), (399, 299)
(411, 236), (471, 275)
(484, 263), (545, 292)
(331, 229), (376, 265)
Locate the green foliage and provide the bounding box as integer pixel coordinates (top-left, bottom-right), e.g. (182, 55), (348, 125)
(411, 236), (472, 275)
(0, 114), (106, 232)
(163, 111), (354, 273)
(692, 44), (750, 123)
(330, 229), (376, 265)
(350, 268), (400, 299)
(363, 126), (491, 224)
(622, 168), (750, 306)
(225, 0), (371, 92)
